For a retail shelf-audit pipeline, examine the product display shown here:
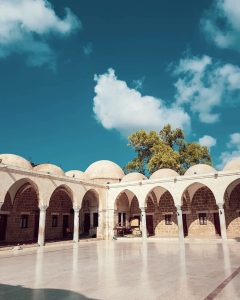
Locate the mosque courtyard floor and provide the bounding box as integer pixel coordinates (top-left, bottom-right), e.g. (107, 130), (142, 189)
(0, 240), (240, 300)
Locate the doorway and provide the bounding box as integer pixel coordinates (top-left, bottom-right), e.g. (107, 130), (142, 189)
(213, 213), (221, 236)
(84, 213), (90, 234)
(146, 215), (154, 236)
(182, 214), (188, 237)
(62, 215), (69, 237)
(0, 214), (8, 241)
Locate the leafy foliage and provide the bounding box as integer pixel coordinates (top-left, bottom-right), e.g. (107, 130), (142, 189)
(124, 124), (212, 175)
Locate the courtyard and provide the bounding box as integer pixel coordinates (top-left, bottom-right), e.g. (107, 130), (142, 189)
(0, 240), (240, 300)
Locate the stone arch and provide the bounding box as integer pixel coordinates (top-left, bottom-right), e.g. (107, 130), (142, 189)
(181, 182), (220, 238)
(80, 189), (99, 238)
(0, 178), (39, 244)
(45, 185), (74, 242)
(144, 186), (177, 237)
(224, 179), (240, 239)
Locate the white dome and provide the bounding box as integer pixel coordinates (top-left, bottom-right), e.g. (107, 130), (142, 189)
(85, 160), (124, 180)
(223, 159), (240, 171)
(121, 172), (147, 182)
(0, 154), (32, 170)
(65, 170), (89, 180)
(34, 164), (64, 176)
(184, 164), (216, 176)
(150, 168), (179, 180)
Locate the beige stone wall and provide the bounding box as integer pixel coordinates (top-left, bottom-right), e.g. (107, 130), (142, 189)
(1, 184), (39, 243)
(183, 187), (218, 237)
(45, 188), (74, 241)
(225, 184), (240, 238)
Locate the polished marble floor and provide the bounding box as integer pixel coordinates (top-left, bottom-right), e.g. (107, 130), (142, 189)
(0, 240), (240, 300)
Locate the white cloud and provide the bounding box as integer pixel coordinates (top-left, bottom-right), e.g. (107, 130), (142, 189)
(173, 55), (240, 123)
(218, 132), (240, 169)
(93, 68), (190, 136)
(199, 135), (217, 149)
(132, 77), (145, 90)
(201, 0), (240, 51)
(0, 0), (80, 67)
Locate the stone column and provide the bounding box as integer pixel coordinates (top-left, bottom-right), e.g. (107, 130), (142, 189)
(38, 204), (48, 247)
(140, 207), (147, 239)
(217, 203), (227, 240)
(73, 205), (81, 243)
(176, 205), (184, 241)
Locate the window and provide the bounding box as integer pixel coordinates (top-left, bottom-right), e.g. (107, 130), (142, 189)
(52, 215), (58, 227)
(21, 215), (28, 228)
(165, 214), (172, 225)
(93, 213), (98, 227)
(199, 213), (207, 225)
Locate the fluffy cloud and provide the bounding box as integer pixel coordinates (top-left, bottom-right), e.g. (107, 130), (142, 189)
(173, 55), (240, 123)
(93, 69), (190, 136)
(0, 0), (80, 67)
(218, 133), (240, 169)
(199, 135), (217, 149)
(201, 0), (240, 51)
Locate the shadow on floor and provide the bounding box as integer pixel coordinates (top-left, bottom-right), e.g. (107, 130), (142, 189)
(0, 283), (98, 300)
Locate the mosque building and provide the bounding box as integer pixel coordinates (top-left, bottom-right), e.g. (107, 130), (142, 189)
(0, 153), (240, 246)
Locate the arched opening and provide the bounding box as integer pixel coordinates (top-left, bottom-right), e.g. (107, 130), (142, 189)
(114, 190), (141, 237)
(145, 187), (177, 237)
(0, 179), (39, 245)
(182, 183), (220, 238)
(45, 186), (74, 242)
(80, 189), (99, 238)
(224, 179), (240, 239)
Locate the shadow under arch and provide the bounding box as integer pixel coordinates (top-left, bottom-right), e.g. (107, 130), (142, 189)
(80, 189), (99, 238)
(113, 189), (141, 236)
(144, 186), (178, 237)
(181, 182), (220, 238)
(0, 178), (40, 245)
(45, 184), (74, 242)
(224, 178), (240, 239)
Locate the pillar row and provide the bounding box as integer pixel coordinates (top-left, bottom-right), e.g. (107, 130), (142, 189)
(38, 204), (48, 247)
(140, 207), (147, 239)
(176, 205), (184, 242)
(73, 205), (81, 243)
(217, 203), (227, 240)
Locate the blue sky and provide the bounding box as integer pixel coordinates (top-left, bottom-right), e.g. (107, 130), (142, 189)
(0, 0), (240, 171)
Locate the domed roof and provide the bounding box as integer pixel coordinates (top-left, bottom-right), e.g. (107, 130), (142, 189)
(65, 170), (89, 180)
(0, 154), (32, 170)
(184, 164), (216, 176)
(150, 168), (179, 180)
(121, 172), (147, 182)
(223, 159), (240, 171)
(33, 164), (64, 176)
(85, 160), (125, 180)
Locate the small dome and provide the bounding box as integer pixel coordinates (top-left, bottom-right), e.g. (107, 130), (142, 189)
(223, 159), (240, 171)
(85, 160), (124, 180)
(121, 172), (147, 182)
(0, 154), (32, 170)
(65, 170), (89, 180)
(150, 168), (179, 180)
(34, 164), (64, 176)
(184, 164), (216, 176)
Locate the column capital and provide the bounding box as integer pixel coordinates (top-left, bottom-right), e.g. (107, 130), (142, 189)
(73, 204), (81, 212)
(217, 203), (224, 209)
(39, 204), (48, 211)
(176, 205), (182, 211)
(140, 207), (147, 212)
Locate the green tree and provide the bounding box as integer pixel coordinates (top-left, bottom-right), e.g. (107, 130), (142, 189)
(124, 125), (212, 175)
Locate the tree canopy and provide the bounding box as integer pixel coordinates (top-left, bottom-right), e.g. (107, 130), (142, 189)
(124, 124), (212, 175)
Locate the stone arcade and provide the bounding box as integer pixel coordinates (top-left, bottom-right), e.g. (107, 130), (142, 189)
(0, 154), (240, 246)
